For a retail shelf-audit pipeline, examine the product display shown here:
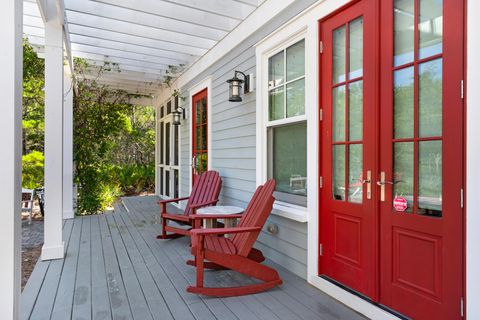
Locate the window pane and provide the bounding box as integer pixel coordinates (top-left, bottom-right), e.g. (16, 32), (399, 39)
(268, 51), (284, 88)
(286, 78), (305, 118)
(333, 145), (346, 201)
(394, 66), (414, 139)
(394, 0), (415, 66)
(159, 122), (164, 164)
(201, 98), (207, 123)
(419, 58), (442, 137)
(349, 17), (363, 79)
(418, 140), (442, 217)
(269, 87), (284, 121)
(165, 122), (170, 165)
(201, 125), (207, 150)
(333, 85), (346, 142)
(349, 80), (363, 141)
(160, 168), (164, 195)
(174, 125), (179, 166)
(195, 126), (201, 150)
(160, 106), (164, 118)
(195, 101), (202, 125)
(268, 122), (307, 197)
(333, 25), (346, 84)
(419, 0), (443, 59)
(286, 40), (305, 81)
(165, 170), (170, 197)
(393, 142), (414, 213)
(167, 101), (171, 114)
(174, 169), (179, 200)
(348, 144), (363, 203)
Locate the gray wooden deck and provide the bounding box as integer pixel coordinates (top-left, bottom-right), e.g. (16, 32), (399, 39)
(20, 196), (365, 320)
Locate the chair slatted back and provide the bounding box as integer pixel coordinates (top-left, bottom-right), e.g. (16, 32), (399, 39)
(184, 171), (222, 216)
(232, 180), (276, 257)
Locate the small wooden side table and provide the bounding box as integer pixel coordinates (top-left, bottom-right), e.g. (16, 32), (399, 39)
(196, 206), (244, 237)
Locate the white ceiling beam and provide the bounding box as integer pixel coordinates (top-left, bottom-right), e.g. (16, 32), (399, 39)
(158, 0), (256, 20)
(87, 67), (164, 81)
(70, 43), (186, 66)
(232, 0), (260, 7)
(64, 0), (226, 42)
(68, 24), (206, 56)
(69, 34), (194, 63)
(83, 73), (162, 87)
(71, 51), (169, 70)
(89, 78), (162, 91)
(82, 59), (166, 75)
(92, 0), (240, 31)
(35, 0), (48, 22)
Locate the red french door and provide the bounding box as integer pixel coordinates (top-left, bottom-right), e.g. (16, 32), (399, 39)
(319, 0), (464, 319)
(378, 0), (464, 319)
(192, 89), (208, 182)
(319, 0), (378, 300)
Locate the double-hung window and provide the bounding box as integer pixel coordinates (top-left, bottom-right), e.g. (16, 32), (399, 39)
(266, 39), (307, 207)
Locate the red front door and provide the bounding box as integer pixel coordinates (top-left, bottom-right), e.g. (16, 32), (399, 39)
(192, 89), (208, 182)
(319, 0), (377, 300)
(319, 0), (464, 319)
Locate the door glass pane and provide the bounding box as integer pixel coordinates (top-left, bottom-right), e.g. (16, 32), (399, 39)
(419, 0), (443, 59)
(268, 51), (284, 88)
(167, 101), (171, 114)
(418, 141), (442, 217)
(393, 142), (414, 212)
(333, 145), (346, 201)
(159, 122), (164, 164)
(160, 106), (164, 118)
(394, 67), (414, 138)
(419, 58), (442, 137)
(160, 167), (164, 195)
(201, 98), (207, 123)
(165, 170), (170, 197)
(348, 144), (363, 203)
(195, 101), (201, 125)
(165, 122), (170, 165)
(201, 125), (207, 150)
(286, 40), (305, 81)
(333, 85), (346, 142)
(268, 122), (307, 197)
(174, 125), (179, 166)
(286, 78), (305, 117)
(349, 80), (363, 141)
(349, 17), (363, 79)
(195, 127), (201, 150)
(199, 153), (207, 175)
(174, 169), (179, 200)
(269, 87), (284, 121)
(394, 0), (415, 66)
(333, 25), (346, 84)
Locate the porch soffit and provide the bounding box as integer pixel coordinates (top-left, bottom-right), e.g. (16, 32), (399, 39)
(23, 0), (264, 97)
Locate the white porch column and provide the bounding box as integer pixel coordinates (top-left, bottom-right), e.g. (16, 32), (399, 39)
(467, 0), (480, 317)
(0, 0), (22, 317)
(63, 67), (74, 219)
(42, 0), (65, 260)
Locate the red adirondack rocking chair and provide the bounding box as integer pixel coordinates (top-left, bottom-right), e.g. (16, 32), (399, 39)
(157, 170), (222, 239)
(187, 179), (282, 297)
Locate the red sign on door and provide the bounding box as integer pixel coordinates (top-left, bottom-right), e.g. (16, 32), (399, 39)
(393, 197), (408, 212)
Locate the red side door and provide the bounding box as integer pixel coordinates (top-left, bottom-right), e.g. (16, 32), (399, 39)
(192, 89), (208, 183)
(319, 0), (378, 300)
(378, 0), (464, 318)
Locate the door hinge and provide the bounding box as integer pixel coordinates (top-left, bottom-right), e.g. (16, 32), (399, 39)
(461, 297), (464, 318)
(319, 41), (324, 54)
(320, 243), (323, 256)
(319, 176), (324, 188)
(319, 108), (323, 121)
(461, 188), (464, 208)
(461, 80), (464, 99)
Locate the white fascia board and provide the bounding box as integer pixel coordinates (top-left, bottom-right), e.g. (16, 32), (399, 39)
(169, 0), (297, 94)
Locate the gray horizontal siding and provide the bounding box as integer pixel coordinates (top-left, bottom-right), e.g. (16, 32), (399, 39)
(177, 0), (317, 279)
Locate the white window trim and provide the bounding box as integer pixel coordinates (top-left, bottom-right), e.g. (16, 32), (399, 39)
(188, 77), (213, 194)
(256, 26), (309, 223)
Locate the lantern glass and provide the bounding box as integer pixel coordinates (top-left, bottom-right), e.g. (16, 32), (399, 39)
(172, 107), (183, 125)
(228, 80), (242, 102)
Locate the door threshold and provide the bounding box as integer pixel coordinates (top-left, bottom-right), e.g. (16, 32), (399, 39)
(320, 276), (410, 320)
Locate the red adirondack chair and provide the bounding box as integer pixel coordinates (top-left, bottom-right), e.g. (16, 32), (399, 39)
(187, 179), (282, 297)
(157, 170), (222, 239)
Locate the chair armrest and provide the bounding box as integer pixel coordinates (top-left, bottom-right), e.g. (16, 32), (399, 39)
(158, 197), (189, 205)
(188, 214), (243, 220)
(190, 199), (219, 210)
(191, 226), (261, 237)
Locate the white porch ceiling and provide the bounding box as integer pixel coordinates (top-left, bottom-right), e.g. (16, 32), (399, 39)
(23, 0), (263, 96)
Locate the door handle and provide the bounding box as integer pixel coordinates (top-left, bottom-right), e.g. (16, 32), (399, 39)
(363, 170), (372, 200)
(377, 172), (402, 201)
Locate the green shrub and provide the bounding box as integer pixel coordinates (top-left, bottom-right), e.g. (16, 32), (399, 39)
(22, 151), (44, 189)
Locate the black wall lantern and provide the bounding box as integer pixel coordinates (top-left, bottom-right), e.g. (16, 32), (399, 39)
(172, 95), (185, 126)
(227, 70), (251, 102)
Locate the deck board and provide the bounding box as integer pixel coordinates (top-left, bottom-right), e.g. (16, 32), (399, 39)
(21, 196), (366, 320)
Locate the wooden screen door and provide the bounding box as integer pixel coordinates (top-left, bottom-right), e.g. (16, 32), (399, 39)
(320, 0), (464, 318)
(319, 0), (377, 300)
(192, 89), (208, 182)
